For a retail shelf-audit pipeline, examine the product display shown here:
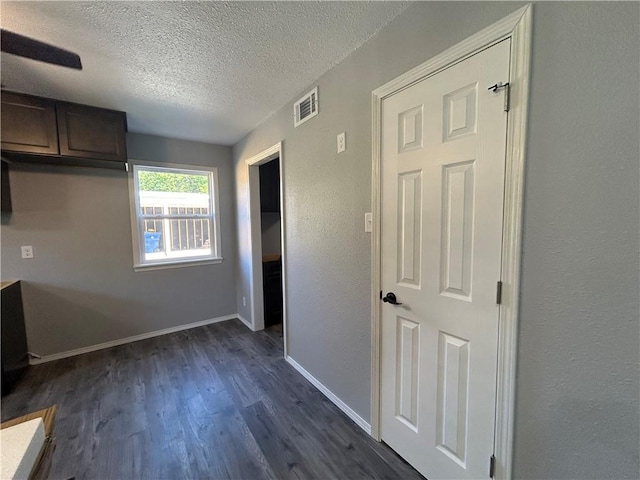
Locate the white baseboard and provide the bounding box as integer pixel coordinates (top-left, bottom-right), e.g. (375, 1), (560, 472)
(285, 355), (371, 435)
(236, 314), (253, 330)
(29, 314), (239, 365)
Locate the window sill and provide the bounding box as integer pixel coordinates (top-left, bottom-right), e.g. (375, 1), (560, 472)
(133, 257), (223, 272)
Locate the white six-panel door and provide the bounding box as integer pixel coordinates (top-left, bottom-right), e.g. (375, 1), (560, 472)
(380, 39), (511, 479)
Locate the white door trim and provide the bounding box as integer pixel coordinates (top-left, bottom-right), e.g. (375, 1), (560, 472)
(245, 142), (289, 357)
(370, 5), (532, 479)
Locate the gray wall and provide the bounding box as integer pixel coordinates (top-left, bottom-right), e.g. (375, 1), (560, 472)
(513, 3), (639, 478)
(1, 132), (237, 357)
(233, 2), (639, 478)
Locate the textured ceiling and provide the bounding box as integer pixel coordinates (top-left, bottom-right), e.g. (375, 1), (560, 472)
(0, 1), (410, 145)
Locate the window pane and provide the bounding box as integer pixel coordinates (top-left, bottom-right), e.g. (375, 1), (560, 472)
(143, 218), (212, 262)
(137, 170), (209, 195)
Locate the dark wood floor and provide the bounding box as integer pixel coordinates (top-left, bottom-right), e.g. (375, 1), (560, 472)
(1, 319), (422, 480)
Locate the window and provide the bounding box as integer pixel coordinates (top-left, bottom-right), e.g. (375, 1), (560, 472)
(128, 161), (222, 270)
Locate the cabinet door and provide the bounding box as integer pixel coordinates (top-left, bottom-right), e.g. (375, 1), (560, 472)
(57, 102), (127, 161)
(1, 91), (59, 154)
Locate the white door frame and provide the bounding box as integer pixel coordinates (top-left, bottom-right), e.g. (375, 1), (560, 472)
(370, 6), (532, 479)
(245, 141), (289, 356)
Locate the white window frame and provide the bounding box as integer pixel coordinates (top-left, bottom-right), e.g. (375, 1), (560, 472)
(127, 160), (223, 271)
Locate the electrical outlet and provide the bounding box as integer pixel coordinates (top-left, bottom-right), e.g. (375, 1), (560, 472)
(337, 132), (346, 153)
(242, 296), (246, 307)
(21, 246), (34, 259)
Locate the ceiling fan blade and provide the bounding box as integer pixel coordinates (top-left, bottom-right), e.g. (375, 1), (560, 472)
(1, 29), (82, 70)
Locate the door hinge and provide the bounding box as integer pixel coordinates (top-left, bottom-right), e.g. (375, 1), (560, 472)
(496, 281), (503, 305)
(380, 290), (383, 300)
(488, 82), (510, 112)
(489, 454), (496, 478)
(504, 83), (510, 112)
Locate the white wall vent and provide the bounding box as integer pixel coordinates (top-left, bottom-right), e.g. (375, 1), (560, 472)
(294, 87), (318, 127)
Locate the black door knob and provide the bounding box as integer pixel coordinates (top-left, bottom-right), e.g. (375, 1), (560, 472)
(382, 292), (402, 305)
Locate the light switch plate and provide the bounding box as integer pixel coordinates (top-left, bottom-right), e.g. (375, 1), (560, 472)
(365, 212), (373, 233)
(337, 132), (346, 153)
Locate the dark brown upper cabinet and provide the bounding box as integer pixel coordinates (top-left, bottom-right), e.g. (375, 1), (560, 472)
(1, 90), (127, 168)
(1, 91), (59, 155)
(56, 102), (127, 162)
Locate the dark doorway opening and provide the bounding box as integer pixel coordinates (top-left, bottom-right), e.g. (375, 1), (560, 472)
(259, 159), (282, 331)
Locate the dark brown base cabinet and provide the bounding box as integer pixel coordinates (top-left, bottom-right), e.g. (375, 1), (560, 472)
(1, 90), (127, 169)
(1, 281), (29, 396)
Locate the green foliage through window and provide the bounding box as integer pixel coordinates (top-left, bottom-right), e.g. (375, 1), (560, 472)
(138, 171), (208, 194)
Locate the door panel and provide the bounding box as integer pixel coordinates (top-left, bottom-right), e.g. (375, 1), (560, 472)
(397, 171), (422, 287)
(436, 331), (470, 466)
(380, 40), (511, 479)
(396, 316), (420, 429)
(440, 160), (475, 300)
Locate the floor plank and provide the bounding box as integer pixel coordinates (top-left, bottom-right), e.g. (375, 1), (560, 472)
(1, 319), (422, 480)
